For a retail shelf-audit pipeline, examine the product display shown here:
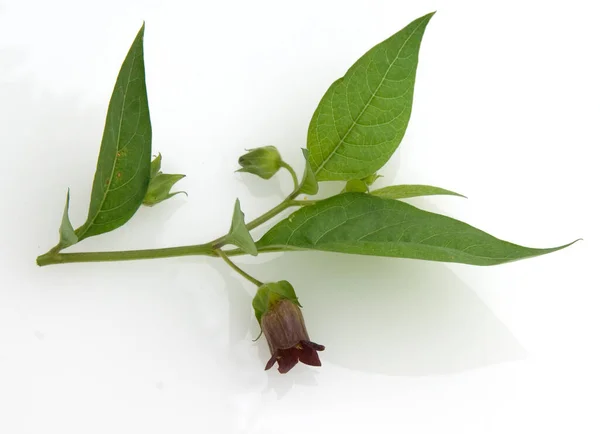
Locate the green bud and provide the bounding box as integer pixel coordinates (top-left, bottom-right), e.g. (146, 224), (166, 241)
(237, 146), (282, 180)
(343, 179), (369, 193)
(143, 173), (187, 206)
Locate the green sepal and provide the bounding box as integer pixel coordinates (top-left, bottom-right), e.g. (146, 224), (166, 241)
(224, 199), (258, 256)
(252, 280), (301, 326)
(361, 173), (382, 187)
(150, 153), (162, 178)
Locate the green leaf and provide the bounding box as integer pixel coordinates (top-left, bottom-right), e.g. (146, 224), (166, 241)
(371, 184), (466, 199)
(225, 199), (258, 256)
(252, 280), (300, 325)
(256, 193), (578, 266)
(57, 190), (78, 249)
(299, 148), (318, 195)
(142, 173), (187, 206)
(150, 153), (162, 178)
(307, 12), (434, 181)
(75, 24), (152, 241)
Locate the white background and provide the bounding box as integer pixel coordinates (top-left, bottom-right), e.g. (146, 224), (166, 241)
(1, 0), (599, 432)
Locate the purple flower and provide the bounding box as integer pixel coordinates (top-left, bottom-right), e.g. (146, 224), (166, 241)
(261, 299), (325, 374)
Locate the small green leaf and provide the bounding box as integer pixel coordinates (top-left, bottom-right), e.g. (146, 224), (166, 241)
(225, 199), (258, 256)
(257, 193), (578, 266)
(299, 148), (318, 195)
(371, 184), (466, 199)
(252, 280), (300, 325)
(150, 153), (162, 178)
(58, 190), (78, 249)
(75, 24), (152, 241)
(308, 12), (434, 181)
(143, 173), (187, 206)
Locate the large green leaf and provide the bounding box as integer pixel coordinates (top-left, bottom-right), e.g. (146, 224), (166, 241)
(256, 193), (577, 266)
(308, 12), (434, 181)
(75, 24), (152, 240)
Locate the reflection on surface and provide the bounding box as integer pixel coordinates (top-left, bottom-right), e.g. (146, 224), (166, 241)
(219, 252), (526, 377)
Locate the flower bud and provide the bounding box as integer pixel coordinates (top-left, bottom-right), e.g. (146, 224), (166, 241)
(237, 146), (282, 180)
(252, 281), (325, 374)
(343, 178), (368, 193)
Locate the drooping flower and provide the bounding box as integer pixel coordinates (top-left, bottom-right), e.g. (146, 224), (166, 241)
(252, 281), (325, 374)
(261, 299), (325, 373)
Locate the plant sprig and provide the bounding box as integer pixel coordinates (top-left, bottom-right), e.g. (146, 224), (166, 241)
(35, 12), (580, 374)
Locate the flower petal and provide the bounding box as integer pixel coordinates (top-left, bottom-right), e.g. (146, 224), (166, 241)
(302, 340), (325, 352)
(299, 346), (322, 367)
(264, 354), (277, 371)
(277, 351), (300, 374)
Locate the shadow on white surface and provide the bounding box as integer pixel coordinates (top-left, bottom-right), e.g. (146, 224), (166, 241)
(219, 253), (527, 378)
(236, 171), (287, 199)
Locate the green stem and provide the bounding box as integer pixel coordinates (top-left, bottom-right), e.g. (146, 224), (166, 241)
(281, 161), (299, 191)
(211, 198), (296, 249)
(36, 163), (315, 267)
(289, 199), (318, 206)
(36, 243), (216, 266)
(37, 196), (301, 267)
(215, 249), (263, 286)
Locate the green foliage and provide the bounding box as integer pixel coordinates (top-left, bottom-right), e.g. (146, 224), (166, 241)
(307, 12), (434, 181)
(224, 199), (258, 256)
(257, 193), (577, 266)
(57, 190), (78, 249)
(299, 149), (318, 195)
(38, 14), (578, 287)
(370, 184), (465, 199)
(36, 15), (580, 377)
(75, 24), (152, 241)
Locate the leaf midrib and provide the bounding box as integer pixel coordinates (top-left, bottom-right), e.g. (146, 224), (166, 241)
(313, 19), (427, 177)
